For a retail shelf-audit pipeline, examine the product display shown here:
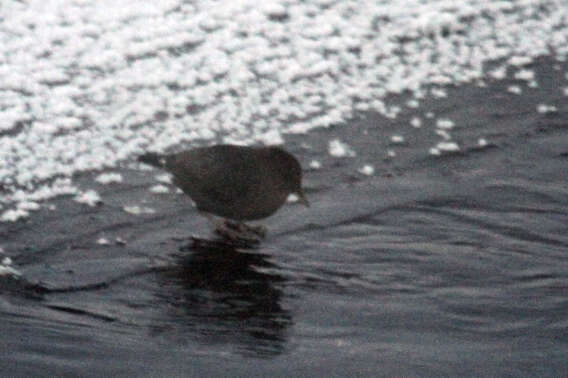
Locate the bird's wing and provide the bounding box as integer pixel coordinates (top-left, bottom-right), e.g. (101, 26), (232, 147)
(166, 148), (254, 206)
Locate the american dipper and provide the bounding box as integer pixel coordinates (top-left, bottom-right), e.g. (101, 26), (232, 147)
(138, 144), (309, 242)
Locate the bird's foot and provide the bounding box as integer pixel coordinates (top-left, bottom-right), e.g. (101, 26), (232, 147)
(215, 220), (266, 244)
(227, 221), (267, 238)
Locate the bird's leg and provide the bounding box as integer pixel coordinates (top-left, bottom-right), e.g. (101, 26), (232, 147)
(200, 212), (263, 243)
(224, 220), (267, 239)
(243, 223), (267, 238)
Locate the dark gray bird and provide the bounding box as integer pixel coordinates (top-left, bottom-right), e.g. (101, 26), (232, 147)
(138, 144), (309, 242)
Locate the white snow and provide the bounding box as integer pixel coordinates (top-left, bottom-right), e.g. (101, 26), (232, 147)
(537, 104), (558, 114)
(1, 0), (567, 221)
(123, 206), (156, 215)
(309, 160), (322, 170)
(490, 66), (507, 80)
(436, 141), (460, 152)
(406, 99), (420, 108)
(431, 88), (447, 98)
(74, 190), (102, 206)
(97, 237), (111, 245)
(358, 165), (375, 176)
(328, 139), (356, 158)
(0, 265), (21, 277)
(514, 69), (535, 81)
(507, 85), (522, 94)
(509, 56), (532, 66)
(391, 135), (405, 144)
(435, 129), (452, 141)
(1, 209), (29, 222)
(429, 148), (441, 156)
(18, 201), (40, 211)
(150, 185), (170, 193)
(286, 193), (301, 203)
(410, 117), (422, 128)
(436, 118), (455, 130)
(155, 174), (172, 184)
(95, 173), (123, 184)
(0, 253), (20, 277)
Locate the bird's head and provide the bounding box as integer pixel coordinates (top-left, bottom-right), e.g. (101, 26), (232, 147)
(266, 146), (310, 207)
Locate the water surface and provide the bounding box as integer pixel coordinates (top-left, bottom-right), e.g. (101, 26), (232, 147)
(1, 58), (567, 377)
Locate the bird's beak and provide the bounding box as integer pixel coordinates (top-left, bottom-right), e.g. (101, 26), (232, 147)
(297, 190), (310, 207)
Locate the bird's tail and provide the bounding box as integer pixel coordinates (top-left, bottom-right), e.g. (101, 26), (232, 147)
(137, 152), (165, 168)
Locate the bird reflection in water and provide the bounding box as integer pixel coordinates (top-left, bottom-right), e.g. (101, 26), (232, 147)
(152, 240), (292, 358)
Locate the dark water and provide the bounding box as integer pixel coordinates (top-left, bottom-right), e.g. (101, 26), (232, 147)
(1, 57), (567, 377)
